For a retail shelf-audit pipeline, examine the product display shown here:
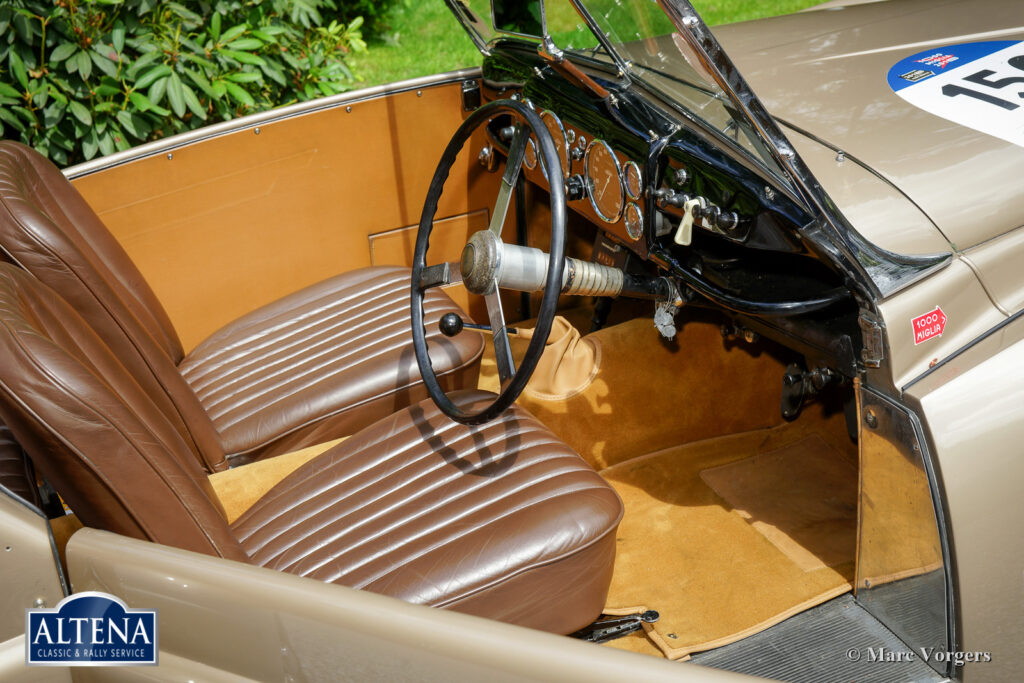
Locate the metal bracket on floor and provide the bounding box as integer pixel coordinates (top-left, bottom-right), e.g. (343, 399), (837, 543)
(569, 610), (660, 644)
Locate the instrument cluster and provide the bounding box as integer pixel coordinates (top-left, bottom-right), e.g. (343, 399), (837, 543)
(516, 103), (649, 256)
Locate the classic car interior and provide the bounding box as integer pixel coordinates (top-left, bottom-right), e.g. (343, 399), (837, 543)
(0, 0), (954, 679)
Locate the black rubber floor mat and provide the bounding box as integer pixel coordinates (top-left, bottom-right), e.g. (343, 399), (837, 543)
(691, 594), (948, 682)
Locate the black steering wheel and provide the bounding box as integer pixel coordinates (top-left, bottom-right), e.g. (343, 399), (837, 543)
(411, 99), (567, 425)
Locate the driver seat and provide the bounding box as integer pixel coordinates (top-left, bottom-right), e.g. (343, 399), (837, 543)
(0, 263), (623, 634)
(0, 141), (483, 467)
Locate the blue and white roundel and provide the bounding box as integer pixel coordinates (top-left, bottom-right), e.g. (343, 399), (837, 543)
(887, 41), (1024, 148)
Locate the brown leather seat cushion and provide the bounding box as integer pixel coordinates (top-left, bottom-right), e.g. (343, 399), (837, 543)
(0, 264), (621, 634)
(180, 266), (483, 461)
(233, 391), (623, 633)
(0, 141), (482, 465)
(0, 423), (36, 505)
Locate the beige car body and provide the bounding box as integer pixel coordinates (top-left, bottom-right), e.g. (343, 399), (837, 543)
(2, 0), (1023, 681)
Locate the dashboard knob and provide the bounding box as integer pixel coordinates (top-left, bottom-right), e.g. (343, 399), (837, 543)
(716, 211), (741, 234)
(439, 313), (465, 337)
(566, 174), (586, 201)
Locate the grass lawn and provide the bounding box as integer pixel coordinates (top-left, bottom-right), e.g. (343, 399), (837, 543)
(351, 0), (824, 89)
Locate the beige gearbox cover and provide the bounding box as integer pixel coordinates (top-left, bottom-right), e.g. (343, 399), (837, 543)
(517, 315), (600, 400)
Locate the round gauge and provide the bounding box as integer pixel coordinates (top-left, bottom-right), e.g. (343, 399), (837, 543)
(624, 203), (643, 241)
(584, 140), (624, 223)
(539, 110), (570, 178)
(623, 161), (643, 201)
(523, 137), (538, 170)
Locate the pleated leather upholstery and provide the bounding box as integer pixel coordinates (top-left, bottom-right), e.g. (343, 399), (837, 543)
(0, 422), (37, 505)
(0, 141), (228, 472)
(0, 265), (247, 560)
(180, 266), (483, 461)
(0, 265), (621, 633)
(0, 141), (482, 465)
(232, 391), (623, 634)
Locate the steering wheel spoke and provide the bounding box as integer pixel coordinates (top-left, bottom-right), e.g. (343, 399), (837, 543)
(485, 288), (517, 385)
(418, 261), (463, 290)
(488, 124), (528, 237)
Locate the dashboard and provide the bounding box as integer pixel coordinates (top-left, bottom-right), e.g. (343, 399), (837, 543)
(476, 42), (859, 375)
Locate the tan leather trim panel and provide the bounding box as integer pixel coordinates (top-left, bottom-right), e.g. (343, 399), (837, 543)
(71, 81), (501, 352)
(369, 208), (490, 321)
(66, 528), (754, 681)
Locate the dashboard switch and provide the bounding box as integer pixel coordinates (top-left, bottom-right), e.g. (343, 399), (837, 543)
(566, 174), (586, 201)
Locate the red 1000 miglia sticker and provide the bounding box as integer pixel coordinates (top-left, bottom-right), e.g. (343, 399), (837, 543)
(912, 307), (947, 345)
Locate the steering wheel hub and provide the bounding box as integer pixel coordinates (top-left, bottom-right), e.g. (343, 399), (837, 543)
(461, 230), (503, 295)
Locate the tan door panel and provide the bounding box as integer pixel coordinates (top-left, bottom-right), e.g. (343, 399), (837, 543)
(71, 81), (501, 352)
(369, 209), (489, 320)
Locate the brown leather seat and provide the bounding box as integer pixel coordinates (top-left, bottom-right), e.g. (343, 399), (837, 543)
(0, 424), (36, 505)
(0, 141), (483, 464)
(0, 264), (622, 633)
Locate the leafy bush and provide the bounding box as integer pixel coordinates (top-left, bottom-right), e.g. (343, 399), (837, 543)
(333, 0), (405, 39)
(0, 0), (367, 166)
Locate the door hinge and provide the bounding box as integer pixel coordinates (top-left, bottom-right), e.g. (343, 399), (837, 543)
(858, 310), (885, 368)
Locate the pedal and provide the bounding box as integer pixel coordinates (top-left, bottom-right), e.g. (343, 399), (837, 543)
(569, 610), (660, 644)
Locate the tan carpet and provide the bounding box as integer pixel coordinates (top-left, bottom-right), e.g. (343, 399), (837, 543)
(478, 313), (792, 470)
(600, 418), (857, 660)
(700, 435), (858, 572)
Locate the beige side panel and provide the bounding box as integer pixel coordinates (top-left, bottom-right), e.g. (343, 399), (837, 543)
(906, 314), (1024, 682)
(962, 226), (1024, 315)
(879, 258), (1005, 389)
(0, 494), (68, 681)
(71, 82), (501, 352)
(65, 529), (755, 682)
(0, 495), (65, 642)
(0, 636), (70, 682)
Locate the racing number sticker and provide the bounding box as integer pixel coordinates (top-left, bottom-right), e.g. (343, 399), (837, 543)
(887, 41), (1024, 147)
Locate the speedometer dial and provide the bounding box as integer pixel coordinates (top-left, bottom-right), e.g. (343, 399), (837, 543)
(539, 110), (570, 178)
(584, 140), (624, 223)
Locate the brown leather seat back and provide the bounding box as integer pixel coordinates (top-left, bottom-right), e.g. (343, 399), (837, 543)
(0, 264), (247, 561)
(0, 141), (226, 471)
(0, 424), (38, 506)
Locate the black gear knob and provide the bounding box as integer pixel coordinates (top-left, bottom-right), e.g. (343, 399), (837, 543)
(439, 312), (464, 337)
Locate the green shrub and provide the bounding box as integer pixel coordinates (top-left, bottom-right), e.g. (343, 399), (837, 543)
(334, 0), (406, 40)
(0, 0), (367, 166)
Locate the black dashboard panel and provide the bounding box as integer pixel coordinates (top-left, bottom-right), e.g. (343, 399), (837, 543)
(479, 43), (816, 268)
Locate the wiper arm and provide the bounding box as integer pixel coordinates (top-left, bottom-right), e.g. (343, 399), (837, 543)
(538, 36), (610, 99)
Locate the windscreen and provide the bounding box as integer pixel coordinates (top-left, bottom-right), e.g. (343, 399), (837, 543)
(455, 0), (787, 180)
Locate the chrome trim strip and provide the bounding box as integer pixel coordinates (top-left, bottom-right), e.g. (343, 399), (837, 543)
(63, 67), (483, 179)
